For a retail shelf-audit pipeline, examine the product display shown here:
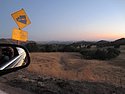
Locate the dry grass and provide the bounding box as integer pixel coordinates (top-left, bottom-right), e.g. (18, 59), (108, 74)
(28, 49), (125, 88)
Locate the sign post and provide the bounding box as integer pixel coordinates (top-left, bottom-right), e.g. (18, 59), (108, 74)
(18, 28), (21, 45)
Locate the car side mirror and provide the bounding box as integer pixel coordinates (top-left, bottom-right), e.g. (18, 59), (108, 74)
(0, 44), (30, 76)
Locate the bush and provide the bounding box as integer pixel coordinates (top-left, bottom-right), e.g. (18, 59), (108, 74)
(107, 48), (120, 59)
(94, 49), (108, 60)
(80, 48), (120, 60)
(114, 45), (120, 49)
(80, 49), (96, 59)
(24, 42), (39, 52)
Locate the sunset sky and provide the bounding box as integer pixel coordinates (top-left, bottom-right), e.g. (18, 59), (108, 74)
(0, 0), (125, 41)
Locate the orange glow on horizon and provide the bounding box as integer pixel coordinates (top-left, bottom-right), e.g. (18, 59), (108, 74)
(76, 31), (125, 41)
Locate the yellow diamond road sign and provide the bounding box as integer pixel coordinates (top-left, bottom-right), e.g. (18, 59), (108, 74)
(11, 9), (31, 29)
(12, 28), (28, 42)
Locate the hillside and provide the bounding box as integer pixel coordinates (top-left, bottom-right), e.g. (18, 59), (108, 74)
(113, 38), (125, 45)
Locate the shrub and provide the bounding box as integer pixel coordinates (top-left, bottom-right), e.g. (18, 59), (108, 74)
(114, 45), (120, 49)
(80, 49), (95, 59)
(94, 49), (108, 60)
(80, 48), (120, 60)
(24, 42), (39, 52)
(107, 48), (120, 59)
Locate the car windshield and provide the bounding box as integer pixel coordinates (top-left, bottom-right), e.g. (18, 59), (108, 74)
(0, 0), (125, 94)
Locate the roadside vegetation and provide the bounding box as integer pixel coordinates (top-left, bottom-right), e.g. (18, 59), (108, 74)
(24, 40), (121, 60)
(80, 48), (120, 60)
